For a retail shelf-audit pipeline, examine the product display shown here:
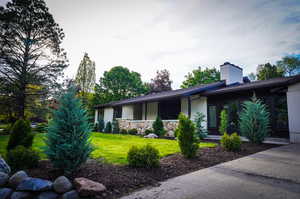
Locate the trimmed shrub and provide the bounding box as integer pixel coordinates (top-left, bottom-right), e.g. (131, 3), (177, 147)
(144, 129), (153, 135)
(44, 87), (93, 175)
(112, 120), (120, 134)
(239, 98), (270, 144)
(94, 117), (105, 132)
(221, 133), (241, 152)
(104, 121), (112, 133)
(193, 112), (208, 140)
(152, 116), (166, 137)
(7, 119), (34, 151)
(127, 144), (160, 168)
(176, 113), (198, 158)
(128, 128), (138, 135)
(6, 146), (40, 171)
(120, 129), (128, 134)
(219, 109), (228, 135)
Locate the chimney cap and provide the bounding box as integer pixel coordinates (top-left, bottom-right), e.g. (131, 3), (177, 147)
(220, 62), (243, 71)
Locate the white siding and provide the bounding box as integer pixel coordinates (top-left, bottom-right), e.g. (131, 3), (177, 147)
(181, 97), (189, 115)
(191, 96), (207, 129)
(147, 102), (158, 120)
(287, 82), (300, 143)
(220, 63), (243, 85)
(122, 105), (134, 119)
(103, 107), (114, 124)
(94, 109), (99, 124)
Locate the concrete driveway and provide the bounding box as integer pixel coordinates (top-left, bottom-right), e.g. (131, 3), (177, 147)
(121, 144), (300, 199)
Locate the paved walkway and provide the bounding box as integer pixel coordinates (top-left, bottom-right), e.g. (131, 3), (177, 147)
(121, 144), (300, 199)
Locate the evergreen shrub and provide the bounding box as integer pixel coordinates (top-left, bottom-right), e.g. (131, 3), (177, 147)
(193, 112), (208, 140)
(6, 146), (39, 171)
(104, 121), (112, 133)
(219, 109), (228, 135)
(128, 128), (138, 135)
(127, 144), (160, 168)
(152, 117), (165, 137)
(221, 133), (241, 152)
(112, 120), (120, 134)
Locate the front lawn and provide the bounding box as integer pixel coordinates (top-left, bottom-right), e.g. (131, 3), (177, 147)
(0, 133), (216, 164)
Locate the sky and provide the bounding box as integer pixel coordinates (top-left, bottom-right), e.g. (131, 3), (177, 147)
(1, 0), (300, 88)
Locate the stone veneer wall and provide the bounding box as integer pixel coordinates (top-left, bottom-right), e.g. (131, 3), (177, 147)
(118, 119), (179, 137)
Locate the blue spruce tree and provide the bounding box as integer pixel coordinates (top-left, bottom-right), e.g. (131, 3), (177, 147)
(44, 87), (93, 175)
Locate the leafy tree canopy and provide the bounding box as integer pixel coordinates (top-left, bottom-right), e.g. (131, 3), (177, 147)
(256, 63), (284, 80)
(181, 67), (220, 88)
(277, 56), (300, 76)
(148, 69), (172, 93)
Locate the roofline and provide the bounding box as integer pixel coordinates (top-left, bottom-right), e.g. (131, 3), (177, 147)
(220, 62), (243, 71)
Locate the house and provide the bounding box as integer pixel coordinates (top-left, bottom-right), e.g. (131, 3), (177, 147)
(94, 62), (300, 143)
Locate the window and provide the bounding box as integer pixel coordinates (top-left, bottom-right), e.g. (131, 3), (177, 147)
(133, 104), (143, 120)
(113, 106), (122, 119)
(208, 105), (217, 128)
(158, 99), (181, 120)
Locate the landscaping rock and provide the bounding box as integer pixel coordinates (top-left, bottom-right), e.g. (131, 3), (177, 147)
(9, 171), (28, 188)
(74, 177), (106, 197)
(0, 156), (10, 174)
(53, 176), (72, 193)
(0, 188), (13, 199)
(61, 190), (79, 199)
(10, 191), (33, 199)
(0, 172), (9, 186)
(16, 177), (52, 192)
(37, 191), (59, 199)
(144, 133), (158, 138)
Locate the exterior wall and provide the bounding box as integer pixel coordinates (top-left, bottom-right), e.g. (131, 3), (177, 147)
(118, 119), (178, 137)
(287, 82), (300, 143)
(103, 107), (114, 124)
(220, 63), (243, 85)
(147, 102), (158, 120)
(122, 105), (134, 120)
(94, 109), (99, 124)
(190, 96), (207, 129)
(181, 97), (189, 115)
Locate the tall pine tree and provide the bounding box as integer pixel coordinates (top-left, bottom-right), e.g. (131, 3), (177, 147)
(44, 87), (93, 175)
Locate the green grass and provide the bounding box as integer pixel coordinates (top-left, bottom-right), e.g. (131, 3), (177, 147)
(0, 133), (216, 164)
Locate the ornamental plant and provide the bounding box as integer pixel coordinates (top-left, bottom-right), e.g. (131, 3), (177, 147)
(239, 98), (270, 144)
(193, 112), (208, 140)
(112, 119), (120, 134)
(219, 109), (228, 135)
(104, 121), (112, 133)
(177, 113), (198, 158)
(98, 117), (105, 132)
(221, 133), (241, 152)
(152, 116), (165, 137)
(44, 87), (93, 175)
(127, 144), (160, 168)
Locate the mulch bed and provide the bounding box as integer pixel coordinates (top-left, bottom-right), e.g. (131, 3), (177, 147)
(26, 142), (279, 199)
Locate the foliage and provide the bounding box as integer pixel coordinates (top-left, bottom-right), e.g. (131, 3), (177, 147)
(181, 67), (220, 88)
(94, 117), (105, 132)
(148, 69), (172, 93)
(193, 112), (207, 140)
(104, 121), (112, 133)
(44, 87), (93, 175)
(127, 144), (160, 168)
(0, 0), (67, 118)
(152, 117), (165, 137)
(221, 133), (241, 152)
(34, 123), (48, 133)
(0, 123), (12, 135)
(219, 109), (228, 135)
(6, 146), (40, 171)
(177, 113), (198, 158)
(93, 66), (149, 105)
(256, 63), (284, 80)
(239, 98), (270, 144)
(248, 72), (256, 81)
(7, 119), (34, 151)
(144, 129), (153, 135)
(120, 129), (128, 134)
(128, 128), (138, 135)
(227, 102), (239, 133)
(112, 120), (120, 134)
(277, 56), (300, 76)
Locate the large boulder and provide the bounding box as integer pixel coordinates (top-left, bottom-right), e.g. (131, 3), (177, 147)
(74, 177), (106, 197)
(0, 156), (10, 174)
(144, 133), (158, 138)
(37, 191), (59, 199)
(10, 191), (33, 199)
(53, 176), (72, 193)
(0, 188), (13, 199)
(0, 172), (9, 186)
(61, 190), (79, 199)
(9, 171), (28, 188)
(16, 178), (52, 192)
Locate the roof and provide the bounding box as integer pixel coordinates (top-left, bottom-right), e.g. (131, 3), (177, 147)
(202, 74), (300, 96)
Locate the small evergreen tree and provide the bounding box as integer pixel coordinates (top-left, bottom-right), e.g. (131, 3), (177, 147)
(193, 112), (208, 140)
(219, 109), (228, 135)
(239, 98), (270, 144)
(104, 121), (112, 133)
(177, 113), (198, 158)
(112, 119), (120, 134)
(98, 117), (105, 132)
(152, 116), (165, 137)
(44, 87), (93, 175)
(7, 119), (34, 151)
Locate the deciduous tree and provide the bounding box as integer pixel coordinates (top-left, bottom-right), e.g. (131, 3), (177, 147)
(181, 67), (220, 88)
(148, 69), (172, 93)
(256, 63), (284, 80)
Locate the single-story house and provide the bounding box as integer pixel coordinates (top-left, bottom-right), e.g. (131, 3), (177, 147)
(94, 62), (300, 143)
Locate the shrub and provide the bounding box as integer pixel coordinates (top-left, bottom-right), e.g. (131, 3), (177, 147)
(176, 113), (198, 158)
(7, 119), (34, 151)
(219, 109), (228, 135)
(104, 121), (112, 133)
(44, 87), (93, 175)
(127, 144), (160, 168)
(144, 129), (153, 135)
(152, 116), (165, 137)
(0, 124), (12, 135)
(239, 98), (270, 144)
(120, 129), (128, 134)
(35, 123), (48, 133)
(193, 112), (208, 140)
(94, 117), (105, 132)
(6, 146), (40, 171)
(128, 128), (138, 135)
(112, 120), (120, 134)
(221, 133), (241, 152)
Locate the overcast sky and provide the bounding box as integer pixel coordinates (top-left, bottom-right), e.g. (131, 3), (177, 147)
(1, 0), (300, 88)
